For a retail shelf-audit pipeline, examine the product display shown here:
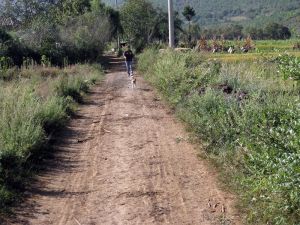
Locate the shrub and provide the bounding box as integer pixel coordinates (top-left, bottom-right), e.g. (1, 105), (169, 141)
(38, 95), (69, 132)
(0, 85), (45, 189)
(53, 64), (102, 102)
(276, 54), (300, 88)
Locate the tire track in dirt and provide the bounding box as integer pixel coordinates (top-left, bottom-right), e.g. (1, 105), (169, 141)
(7, 56), (241, 225)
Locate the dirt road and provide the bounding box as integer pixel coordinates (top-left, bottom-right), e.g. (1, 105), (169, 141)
(9, 57), (240, 225)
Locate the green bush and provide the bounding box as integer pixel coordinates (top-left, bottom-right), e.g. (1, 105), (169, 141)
(0, 85), (45, 189)
(138, 49), (300, 225)
(54, 75), (86, 102)
(276, 54), (300, 88)
(54, 65), (102, 102)
(38, 95), (70, 132)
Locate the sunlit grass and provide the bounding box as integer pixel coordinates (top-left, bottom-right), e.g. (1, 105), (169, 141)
(204, 51), (300, 62)
(0, 64), (104, 209)
(138, 49), (300, 225)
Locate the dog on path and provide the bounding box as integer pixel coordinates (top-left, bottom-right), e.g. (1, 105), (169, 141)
(129, 72), (136, 89)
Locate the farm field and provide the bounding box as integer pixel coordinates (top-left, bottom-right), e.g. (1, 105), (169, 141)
(204, 51), (300, 62)
(197, 39), (300, 62)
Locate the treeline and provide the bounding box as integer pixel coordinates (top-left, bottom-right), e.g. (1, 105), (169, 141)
(118, 0), (293, 51)
(202, 23), (291, 40)
(0, 0), (296, 67)
(0, 0), (120, 67)
(185, 22), (292, 45)
(104, 0), (299, 36)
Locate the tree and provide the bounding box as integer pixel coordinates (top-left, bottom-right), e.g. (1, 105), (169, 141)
(264, 23), (291, 40)
(120, 0), (159, 51)
(143, 9), (182, 44)
(244, 27), (264, 40)
(182, 5), (195, 22)
(61, 0), (90, 16)
(0, 0), (59, 28)
(189, 23), (201, 43)
(182, 5), (196, 45)
(59, 11), (111, 61)
(223, 24), (243, 39)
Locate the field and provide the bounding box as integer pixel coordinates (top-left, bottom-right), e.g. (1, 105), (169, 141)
(138, 48), (300, 225)
(0, 64), (104, 209)
(203, 51), (300, 62)
(198, 39), (300, 62)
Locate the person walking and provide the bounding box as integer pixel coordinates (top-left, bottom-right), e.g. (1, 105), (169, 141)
(123, 46), (134, 77)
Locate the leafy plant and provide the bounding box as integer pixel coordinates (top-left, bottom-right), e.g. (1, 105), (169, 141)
(277, 54), (300, 85)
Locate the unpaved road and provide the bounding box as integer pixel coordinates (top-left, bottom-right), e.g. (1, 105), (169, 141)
(7, 57), (240, 225)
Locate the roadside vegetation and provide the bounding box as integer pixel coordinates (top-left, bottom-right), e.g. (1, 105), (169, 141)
(138, 49), (300, 225)
(0, 64), (104, 209)
(0, 0), (109, 211)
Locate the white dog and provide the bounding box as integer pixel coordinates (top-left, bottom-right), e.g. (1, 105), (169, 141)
(130, 75), (136, 89)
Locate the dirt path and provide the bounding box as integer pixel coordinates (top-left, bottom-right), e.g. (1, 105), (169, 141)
(8, 56), (240, 225)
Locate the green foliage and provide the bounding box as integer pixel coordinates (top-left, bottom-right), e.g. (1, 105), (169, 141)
(60, 0), (91, 17)
(55, 75), (87, 102)
(120, 0), (157, 51)
(0, 0), (58, 29)
(182, 5), (196, 46)
(0, 85), (45, 189)
(38, 95), (69, 132)
(138, 49), (300, 224)
(277, 54), (300, 86)
(0, 29), (38, 68)
(103, 0), (300, 34)
(120, 0), (182, 51)
(0, 64), (104, 209)
(0, 56), (13, 75)
(182, 5), (195, 22)
(60, 11), (111, 62)
(264, 23), (292, 40)
(1, 0), (119, 67)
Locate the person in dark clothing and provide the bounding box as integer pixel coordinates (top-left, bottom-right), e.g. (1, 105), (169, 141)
(123, 46), (134, 77)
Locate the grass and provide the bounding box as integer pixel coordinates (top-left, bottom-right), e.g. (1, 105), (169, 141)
(255, 40), (299, 52)
(0, 64), (104, 210)
(188, 39), (300, 63)
(203, 51), (300, 62)
(138, 49), (300, 225)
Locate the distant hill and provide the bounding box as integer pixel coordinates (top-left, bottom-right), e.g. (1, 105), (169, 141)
(104, 0), (300, 33)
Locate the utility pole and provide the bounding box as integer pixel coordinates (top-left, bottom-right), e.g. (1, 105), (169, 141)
(115, 0), (120, 51)
(168, 0), (175, 48)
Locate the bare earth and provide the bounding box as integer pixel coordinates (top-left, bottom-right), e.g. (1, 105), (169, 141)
(7, 57), (241, 225)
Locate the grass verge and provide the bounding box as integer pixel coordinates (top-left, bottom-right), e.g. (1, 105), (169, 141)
(138, 49), (300, 225)
(0, 64), (104, 210)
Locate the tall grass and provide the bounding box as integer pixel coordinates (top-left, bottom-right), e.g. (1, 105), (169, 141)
(138, 49), (300, 225)
(0, 64), (104, 208)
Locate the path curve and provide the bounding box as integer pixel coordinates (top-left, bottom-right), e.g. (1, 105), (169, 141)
(8, 56), (241, 225)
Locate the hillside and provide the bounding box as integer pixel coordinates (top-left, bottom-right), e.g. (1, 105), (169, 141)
(104, 0), (300, 32)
